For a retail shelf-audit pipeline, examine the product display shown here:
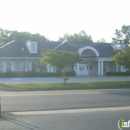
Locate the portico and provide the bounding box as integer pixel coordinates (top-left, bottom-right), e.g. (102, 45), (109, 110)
(74, 46), (115, 76)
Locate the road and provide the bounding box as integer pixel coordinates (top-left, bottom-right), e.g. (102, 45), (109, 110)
(0, 76), (130, 84)
(11, 110), (130, 130)
(1, 89), (130, 112)
(0, 89), (130, 130)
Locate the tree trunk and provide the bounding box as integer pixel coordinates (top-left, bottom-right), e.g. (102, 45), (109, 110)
(62, 68), (66, 84)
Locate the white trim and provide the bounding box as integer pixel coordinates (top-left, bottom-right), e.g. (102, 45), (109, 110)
(111, 44), (126, 52)
(77, 63), (89, 76)
(98, 60), (104, 75)
(97, 57), (112, 61)
(76, 63), (80, 76)
(25, 42), (37, 54)
(50, 67), (54, 72)
(78, 46), (99, 57)
(53, 41), (66, 50)
(120, 66), (124, 72)
(101, 60), (104, 75)
(0, 40), (15, 50)
(83, 57), (112, 61)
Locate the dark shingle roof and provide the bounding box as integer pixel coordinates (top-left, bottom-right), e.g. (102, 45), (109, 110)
(56, 41), (116, 57)
(0, 41), (116, 58)
(0, 41), (61, 57)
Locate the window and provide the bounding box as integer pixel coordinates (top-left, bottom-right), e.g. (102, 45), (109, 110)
(31, 42), (37, 53)
(87, 65), (88, 70)
(25, 42), (37, 53)
(90, 66), (92, 69)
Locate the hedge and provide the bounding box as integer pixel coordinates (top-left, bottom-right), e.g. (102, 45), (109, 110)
(0, 71), (76, 78)
(106, 72), (130, 76)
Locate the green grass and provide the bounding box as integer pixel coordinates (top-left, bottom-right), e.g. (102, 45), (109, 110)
(0, 81), (130, 91)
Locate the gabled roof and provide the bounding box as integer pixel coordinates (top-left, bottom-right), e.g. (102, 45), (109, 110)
(0, 40), (61, 57)
(56, 41), (116, 57)
(0, 40), (116, 58)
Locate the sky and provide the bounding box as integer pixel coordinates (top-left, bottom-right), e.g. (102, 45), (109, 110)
(0, 0), (130, 42)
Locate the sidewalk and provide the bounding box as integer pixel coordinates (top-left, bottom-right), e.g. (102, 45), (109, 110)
(0, 76), (130, 84)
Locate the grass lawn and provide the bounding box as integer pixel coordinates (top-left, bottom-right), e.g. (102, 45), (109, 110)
(0, 81), (130, 91)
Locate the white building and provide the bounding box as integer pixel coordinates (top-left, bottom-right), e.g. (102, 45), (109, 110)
(0, 40), (126, 76)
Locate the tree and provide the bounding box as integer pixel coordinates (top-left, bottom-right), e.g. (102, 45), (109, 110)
(96, 38), (106, 43)
(112, 25), (130, 44)
(58, 30), (93, 42)
(40, 50), (82, 84)
(0, 28), (48, 45)
(112, 46), (130, 70)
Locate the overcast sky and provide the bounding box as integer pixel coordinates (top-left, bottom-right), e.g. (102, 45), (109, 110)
(0, 0), (130, 42)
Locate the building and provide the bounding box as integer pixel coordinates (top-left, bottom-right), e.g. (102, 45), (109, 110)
(0, 40), (126, 76)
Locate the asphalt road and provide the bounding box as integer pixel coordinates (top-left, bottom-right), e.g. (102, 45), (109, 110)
(0, 76), (130, 84)
(0, 89), (130, 130)
(1, 109), (130, 130)
(1, 89), (130, 112)
(15, 110), (130, 130)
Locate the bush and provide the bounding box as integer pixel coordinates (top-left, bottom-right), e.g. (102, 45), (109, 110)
(0, 71), (76, 78)
(106, 72), (130, 76)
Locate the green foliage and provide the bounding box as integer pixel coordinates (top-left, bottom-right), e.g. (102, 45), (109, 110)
(0, 28), (48, 45)
(40, 50), (82, 70)
(96, 38), (106, 43)
(40, 50), (81, 83)
(112, 46), (130, 69)
(112, 25), (130, 44)
(106, 72), (130, 76)
(58, 30), (93, 42)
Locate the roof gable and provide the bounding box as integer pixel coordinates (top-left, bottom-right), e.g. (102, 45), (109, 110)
(0, 41), (61, 57)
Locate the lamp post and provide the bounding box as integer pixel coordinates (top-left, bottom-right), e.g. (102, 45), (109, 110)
(22, 47), (25, 73)
(23, 55), (25, 73)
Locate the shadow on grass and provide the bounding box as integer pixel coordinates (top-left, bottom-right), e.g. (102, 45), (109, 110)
(0, 83), (12, 88)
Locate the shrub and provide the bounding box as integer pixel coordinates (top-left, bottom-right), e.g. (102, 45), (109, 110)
(0, 71), (76, 78)
(106, 72), (130, 76)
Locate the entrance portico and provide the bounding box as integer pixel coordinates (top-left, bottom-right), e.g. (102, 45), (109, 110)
(75, 46), (112, 76)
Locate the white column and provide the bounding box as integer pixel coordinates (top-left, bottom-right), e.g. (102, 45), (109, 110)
(50, 67), (53, 72)
(121, 66), (124, 72)
(11, 62), (14, 71)
(101, 60), (104, 75)
(47, 64), (51, 72)
(77, 63), (80, 76)
(116, 65), (118, 72)
(47, 67), (50, 72)
(3, 62), (6, 73)
(123, 68), (126, 72)
(98, 60), (101, 75)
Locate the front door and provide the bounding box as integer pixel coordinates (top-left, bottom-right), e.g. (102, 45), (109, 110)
(79, 64), (89, 75)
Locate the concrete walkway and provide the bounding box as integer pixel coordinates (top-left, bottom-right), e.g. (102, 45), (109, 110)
(0, 76), (130, 84)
